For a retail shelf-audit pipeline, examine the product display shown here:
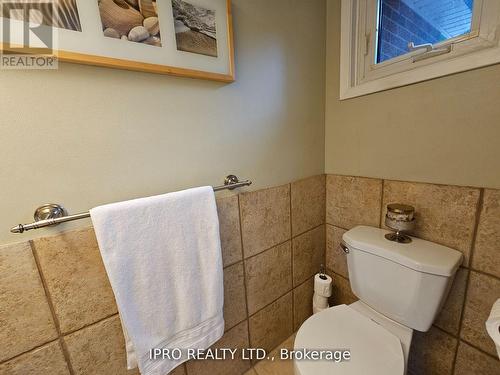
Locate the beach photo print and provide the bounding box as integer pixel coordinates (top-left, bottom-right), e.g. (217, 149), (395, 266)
(172, 0), (217, 57)
(0, 0), (234, 80)
(97, 0), (161, 47)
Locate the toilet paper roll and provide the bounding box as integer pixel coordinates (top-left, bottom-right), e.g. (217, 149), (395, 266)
(313, 294), (329, 309)
(485, 298), (500, 359)
(314, 273), (332, 297)
(313, 304), (328, 314)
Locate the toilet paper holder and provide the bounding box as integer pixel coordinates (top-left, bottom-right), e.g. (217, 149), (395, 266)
(340, 242), (349, 254)
(319, 264), (327, 280)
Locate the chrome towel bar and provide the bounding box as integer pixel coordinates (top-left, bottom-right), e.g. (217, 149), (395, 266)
(10, 175), (251, 234)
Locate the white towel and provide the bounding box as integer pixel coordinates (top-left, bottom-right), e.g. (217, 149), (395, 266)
(486, 298), (500, 358)
(90, 186), (224, 375)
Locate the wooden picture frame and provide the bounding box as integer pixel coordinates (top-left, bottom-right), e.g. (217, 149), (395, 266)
(0, 0), (235, 82)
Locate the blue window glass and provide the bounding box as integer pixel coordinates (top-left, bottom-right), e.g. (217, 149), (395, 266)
(376, 0), (474, 63)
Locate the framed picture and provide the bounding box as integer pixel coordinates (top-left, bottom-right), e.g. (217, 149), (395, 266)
(0, 0), (234, 82)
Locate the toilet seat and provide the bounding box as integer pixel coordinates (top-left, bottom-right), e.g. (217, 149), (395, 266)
(294, 304), (404, 375)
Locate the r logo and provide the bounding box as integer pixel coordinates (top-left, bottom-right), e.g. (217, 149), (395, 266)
(2, 1), (55, 54)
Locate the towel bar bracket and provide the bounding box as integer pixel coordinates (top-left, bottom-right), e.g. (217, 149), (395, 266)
(34, 204), (67, 222)
(224, 175), (239, 189)
(10, 175), (252, 234)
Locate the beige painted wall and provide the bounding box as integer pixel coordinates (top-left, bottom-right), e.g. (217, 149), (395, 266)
(325, 0), (500, 189)
(0, 0), (326, 245)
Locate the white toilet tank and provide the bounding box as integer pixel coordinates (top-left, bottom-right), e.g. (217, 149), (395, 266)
(342, 226), (463, 332)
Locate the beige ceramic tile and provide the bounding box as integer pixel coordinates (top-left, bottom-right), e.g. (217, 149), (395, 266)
(326, 175), (382, 229)
(279, 333), (296, 350)
(32, 227), (118, 334)
(0, 242), (57, 362)
(326, 225), (348, 279)
(255, 356), (293, 374)
(293, 277), (314, 330)
(472, 189), (500, 278)
(249, 293), (293, 353)
(240, 185), (291, 258)
(408, 327), (457, 375)
(291, 175), (326, 236)
(461, 271), (500, 356)
(254, 334), (296, 375)
(63, 314), (138, 375)
(382, 180), (480, 266)
(454, 341), (500, 375)
(186, 321), (251, 375)
(292, 226), (325, 286)
(434, 268), (468, 335)
(328, 272), (357, 306)
(217, 195), (243, 267)
(0, 341), (70, 375)
(223, 262), (247, 331)
(168, 364), (187, 375)
(245, 242), (292, 315)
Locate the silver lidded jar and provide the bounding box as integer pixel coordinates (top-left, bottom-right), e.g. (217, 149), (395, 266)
(385, 203), (416, 243)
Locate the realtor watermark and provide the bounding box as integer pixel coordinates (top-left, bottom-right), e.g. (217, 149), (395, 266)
(0, 0), (59, 69)
(149, 347), (351, 363)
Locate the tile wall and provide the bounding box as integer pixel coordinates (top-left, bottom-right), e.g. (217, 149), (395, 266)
(2, 173), (498, 375)
(326, 175), (500, 375)
(0, 175), (326, 375)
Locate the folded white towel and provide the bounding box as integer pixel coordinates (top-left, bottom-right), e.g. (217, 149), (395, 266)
(90, 186), (224, 375)
(486, 298), (500, 358)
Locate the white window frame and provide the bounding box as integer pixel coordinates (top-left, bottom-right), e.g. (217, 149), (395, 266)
(340, 0), (500, 100)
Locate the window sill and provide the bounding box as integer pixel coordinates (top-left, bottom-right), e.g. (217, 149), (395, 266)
(339, 0), (500, 100)
(340, 44), (500, 100)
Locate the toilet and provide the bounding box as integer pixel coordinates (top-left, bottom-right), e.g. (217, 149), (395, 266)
(294, 225), (463, 375)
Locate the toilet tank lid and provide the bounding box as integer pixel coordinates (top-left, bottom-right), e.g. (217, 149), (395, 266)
(343, 226), (463, 276)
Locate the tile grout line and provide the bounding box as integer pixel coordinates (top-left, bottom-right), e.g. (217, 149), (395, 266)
(289, 183), (295, 329)
(244, 290), (298, 337)
(60, 312), (119, 337)
(457, 337), (500, 361)
(222, 257), (245, 270)
(247, 285), (297, 321)
(379, 179), (385, 228)
(0, 339), (61, 365)
(244, 239), (322, 321)
(325, 222), (350, 232)
(431, 323), (499, 361)
(243, 223), (324, 264)
(466, 267), (500, 282)
(431, 324), (457, 338)
(323, 175), (328, 289)
(29, 240), (76, 375)
(325, 174), (331, 228)
(327, 268), (350, 283)
(333, 173), (483, 191)
(466, 188), (484, 272)
(236, 193), (253, 358)
(450, 187), (484, 375)
(292, 223), (325, 240)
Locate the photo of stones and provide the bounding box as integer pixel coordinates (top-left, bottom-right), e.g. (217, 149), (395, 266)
(97, 0), (161, 47)
(2, 0), (82, 32)
(172, 0), (217, 57)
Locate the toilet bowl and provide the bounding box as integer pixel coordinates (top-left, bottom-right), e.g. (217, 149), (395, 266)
(293, 226), (463, 375)
(294, 302), (412, 375)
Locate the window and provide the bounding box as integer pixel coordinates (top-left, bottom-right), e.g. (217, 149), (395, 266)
(377, 0), (474, 63)
(340, 0), (500, 99)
